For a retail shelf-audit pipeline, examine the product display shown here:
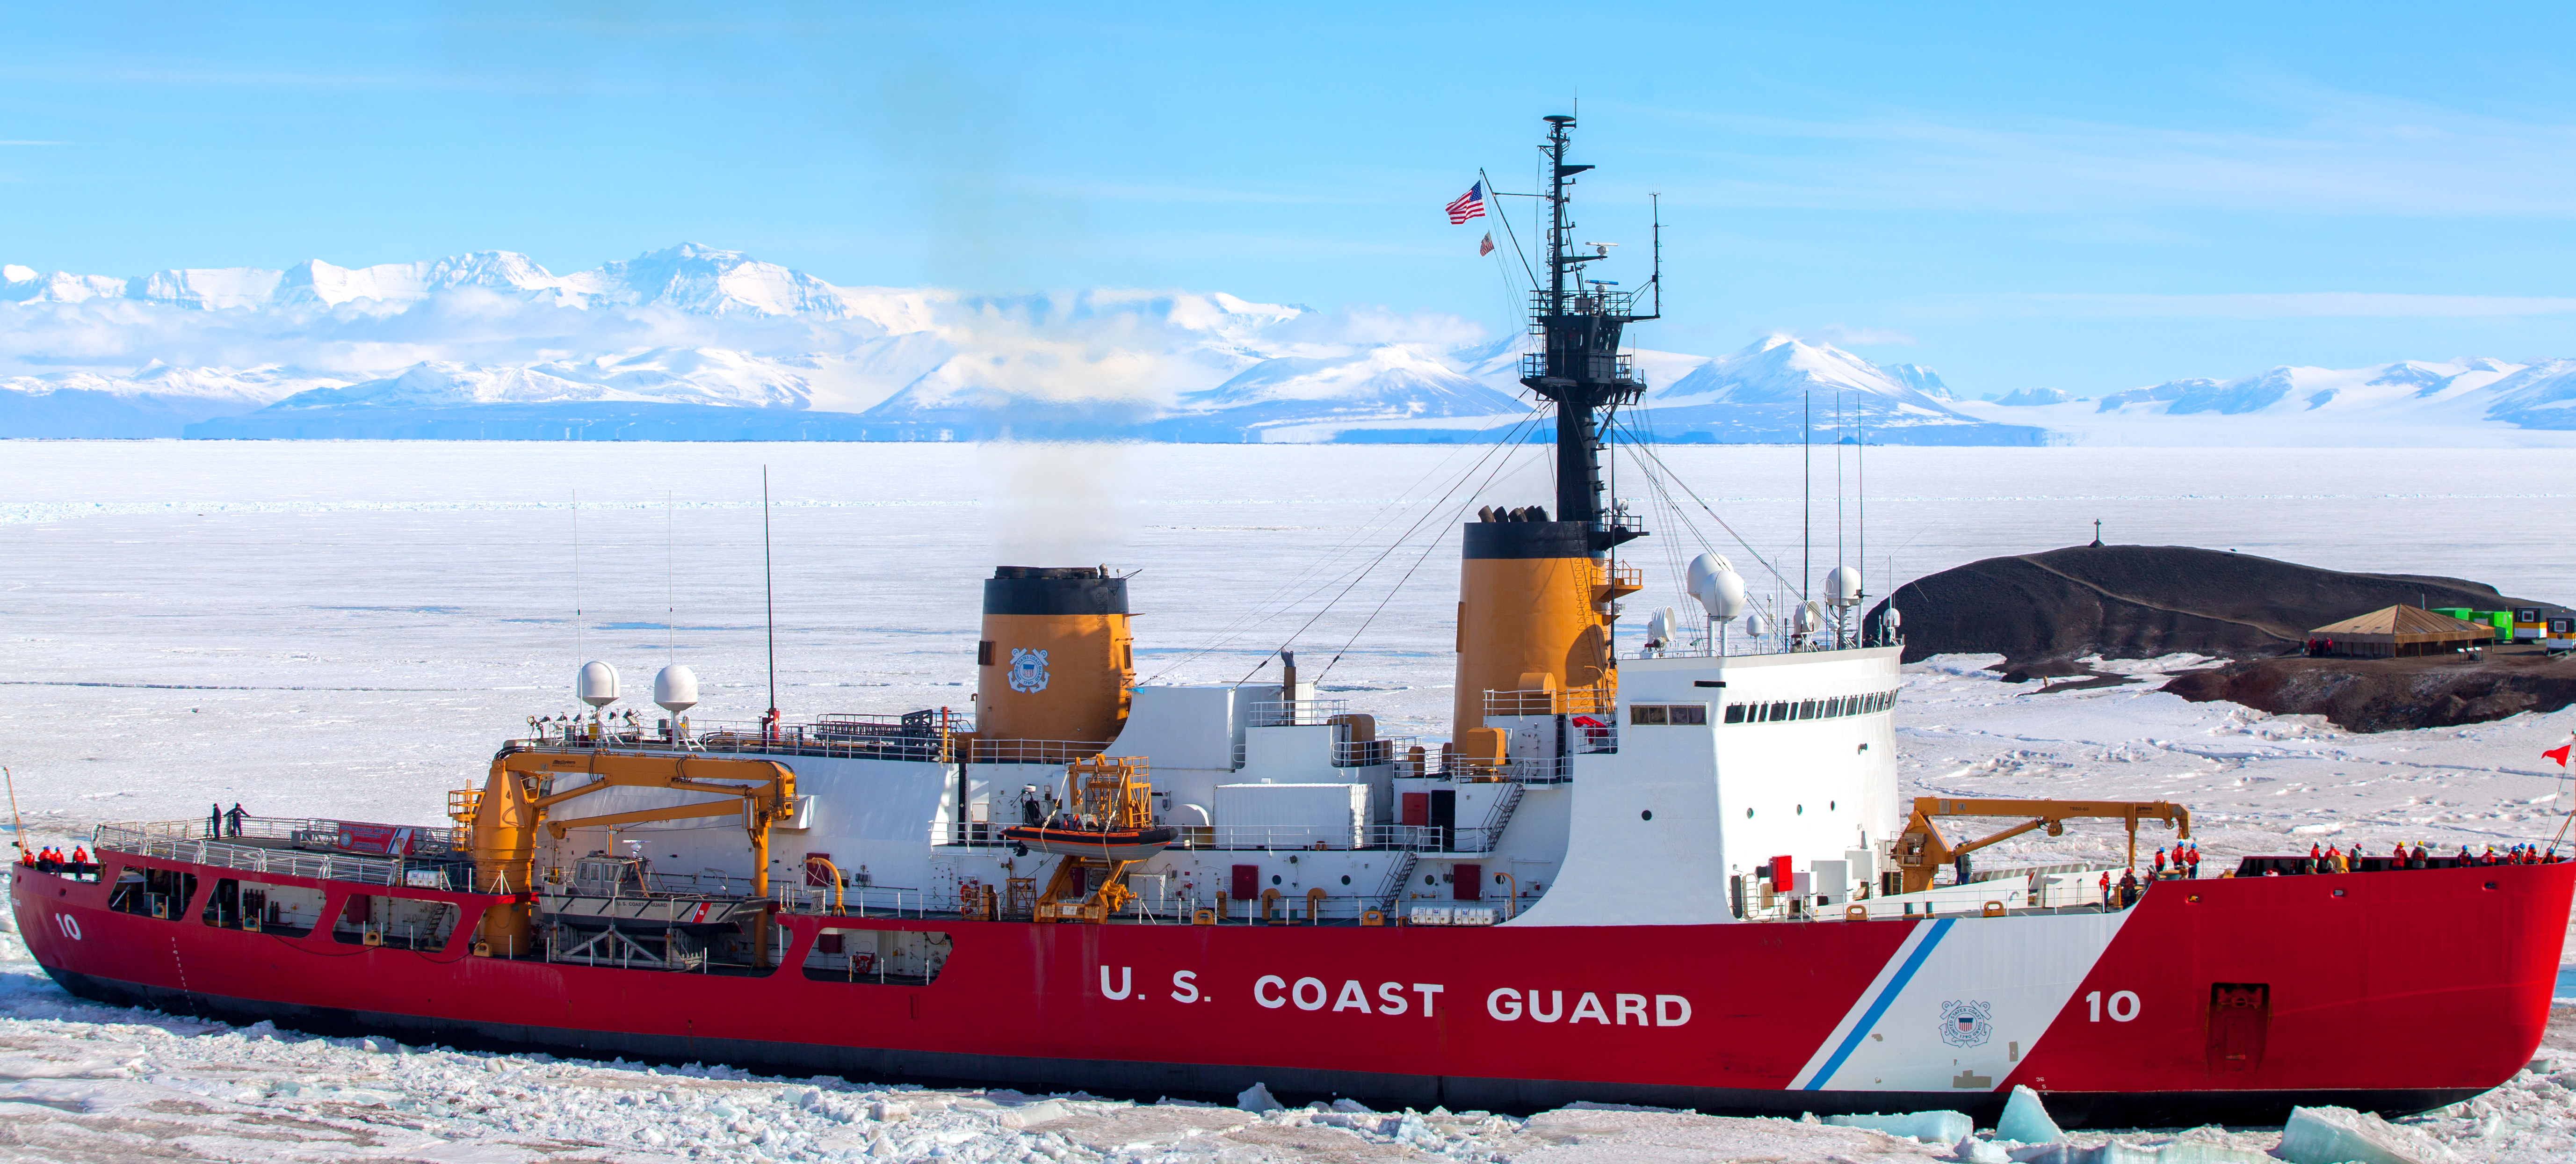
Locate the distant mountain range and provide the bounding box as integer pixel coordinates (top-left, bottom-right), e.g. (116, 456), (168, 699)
(4, 243), (2571, 444)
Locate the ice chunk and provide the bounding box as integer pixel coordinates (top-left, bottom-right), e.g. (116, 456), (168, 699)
(1331, 1097), (1373, 1113)
(1236, 1082), (1283, 1113)
(1997, 1085), (2064, 1145)
(995, 1099), (1068, 1128)
(1824, 1110), (1975, 1143)
(2278, 1106), (2460, 1164)
(1957, 1135), (2013, 1163)
(2151, 1143), (2278, 1164)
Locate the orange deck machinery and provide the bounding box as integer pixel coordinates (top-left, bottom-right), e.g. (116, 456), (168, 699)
(454, 751), (797, 962)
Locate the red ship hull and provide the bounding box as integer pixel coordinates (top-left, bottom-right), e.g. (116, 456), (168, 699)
(14, 856), (2567, 1126)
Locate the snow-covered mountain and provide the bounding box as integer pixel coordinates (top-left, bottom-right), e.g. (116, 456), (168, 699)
(11, 243), (2576, 444)
(1624, 335), (2046, 445)
(3, 243), (921, 322)
(1951, 356), (2576, 445)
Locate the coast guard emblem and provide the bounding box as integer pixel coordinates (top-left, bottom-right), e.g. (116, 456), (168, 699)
(1939, 999), (1994, 1048)
(1007, 648), (1050, 693)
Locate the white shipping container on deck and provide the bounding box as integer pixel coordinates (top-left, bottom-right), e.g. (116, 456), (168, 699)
(1214, 782), (1370, 849)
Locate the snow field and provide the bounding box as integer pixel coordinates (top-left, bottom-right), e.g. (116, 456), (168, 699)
(2, 441), (2575, 1160)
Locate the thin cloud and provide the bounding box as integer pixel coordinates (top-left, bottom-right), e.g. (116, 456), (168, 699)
(1939, 292), (2576, 320)
(1799, 324), (1916, 346)
(1640, 83), (2576, 218)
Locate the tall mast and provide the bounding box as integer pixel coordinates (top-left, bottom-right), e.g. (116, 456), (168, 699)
(1521, 114), (1651, 552)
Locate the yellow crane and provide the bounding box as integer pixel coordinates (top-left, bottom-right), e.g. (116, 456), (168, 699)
(452, 750), (797, 964)
(1891, 796), (2190, 894)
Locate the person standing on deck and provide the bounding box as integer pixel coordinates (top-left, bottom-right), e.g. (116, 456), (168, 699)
(225, 804), (245, 837)
(209, 804), (222, 836)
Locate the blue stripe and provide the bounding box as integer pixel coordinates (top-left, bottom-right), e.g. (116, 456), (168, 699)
(1803, 917), (1954, 1091)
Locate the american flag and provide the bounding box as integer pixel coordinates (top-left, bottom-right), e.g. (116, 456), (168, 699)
(1446, 181), (1486, 224)
(1478, 233), (1495, 256)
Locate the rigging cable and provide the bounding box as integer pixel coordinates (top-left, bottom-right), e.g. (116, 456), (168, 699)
(1141, 436), (1495, 684)
(1248, 407), (1550, 684)
(1615, 422), (1798, 593)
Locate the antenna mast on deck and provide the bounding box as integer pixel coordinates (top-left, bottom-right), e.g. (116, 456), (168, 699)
(1521, 114), (1653, 552)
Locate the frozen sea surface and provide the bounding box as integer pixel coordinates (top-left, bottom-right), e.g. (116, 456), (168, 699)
(1, 439), (2574, 1161)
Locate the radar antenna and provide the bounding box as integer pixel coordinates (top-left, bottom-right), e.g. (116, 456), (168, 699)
(1520, 114), (1655, 550)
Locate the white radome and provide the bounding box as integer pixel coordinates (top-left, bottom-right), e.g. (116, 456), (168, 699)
(653, 664), (699, 713)
(577, 660), (620, 708)
(1693, 568), (1748, 620)
(1824, 565), (1863, 608)
(1646, 606), (1678, 646)
(1683, 553), (1733, 599)
(1794, 600), (1826, 635)
(1744, 610), (1773, 638)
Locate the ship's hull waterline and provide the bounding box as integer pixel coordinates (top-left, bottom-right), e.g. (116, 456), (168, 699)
(16, 858), (2564, 1126)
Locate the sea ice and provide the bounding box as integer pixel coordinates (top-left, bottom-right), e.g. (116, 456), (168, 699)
(1236, 1081), (1283, 1112)
(1959, 1134), (2015, 1162)
(2279, 1105), (2463, 1164)
(1825, 1108), (1975, 1142)
(1997, 1084), (2065, 1144)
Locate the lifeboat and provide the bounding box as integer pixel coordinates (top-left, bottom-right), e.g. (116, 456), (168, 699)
(999, 822), (1177, 862)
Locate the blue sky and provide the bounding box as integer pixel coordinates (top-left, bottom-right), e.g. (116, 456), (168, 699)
(10, 3), (2576, 396)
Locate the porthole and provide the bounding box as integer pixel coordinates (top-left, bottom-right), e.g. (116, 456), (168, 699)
(1424, 874), (1436, 886)
(1745, 808), (1754, 818)
(1830, 800), (1837, 810)
(1271, 874), (1281, 886)
(1641, 810), (1654, 821)
(1796, 804), (1803, 815)
(1340, 875), (1350, 885)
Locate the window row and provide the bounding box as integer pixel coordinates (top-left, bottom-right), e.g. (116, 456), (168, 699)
(1722, 690), (1896, 725)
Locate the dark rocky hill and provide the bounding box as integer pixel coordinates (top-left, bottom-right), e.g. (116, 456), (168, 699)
(2163, 651), (2576, 732)
(1864, 545), (2540, 682)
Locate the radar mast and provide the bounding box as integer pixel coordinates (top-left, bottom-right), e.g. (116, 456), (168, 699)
(1520, 113), (1654, 550)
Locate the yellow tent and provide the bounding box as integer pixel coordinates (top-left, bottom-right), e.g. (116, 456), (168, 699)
(2307, 605), (2493, 658)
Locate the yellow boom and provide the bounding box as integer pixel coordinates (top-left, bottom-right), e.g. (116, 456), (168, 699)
(1892, 796), (2190, 894)
(456, 751), (796, 963)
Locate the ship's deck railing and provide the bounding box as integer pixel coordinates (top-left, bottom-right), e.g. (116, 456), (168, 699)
(962, 738), (1111, 766)
(94, 816), (464, 857)
(1248, 699), (1350, 728)
(92, 826), (416, 888)
(1483, 687), (1616, 718)
(1331, 736), (1415, 767)
(1429, 755), (1578, 785)
(769, 882), (933, 918)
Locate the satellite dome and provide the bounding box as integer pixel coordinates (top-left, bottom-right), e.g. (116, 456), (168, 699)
(654, 664), (700, 713)
(1684, 553), (1734, 599)
(1692, 567), (1747, 620)
(1887, 607), (1903, 628)
(1744, 610), (1772, 638)
(1825, 565), (1863, 608)
(577, 661), (620, 709)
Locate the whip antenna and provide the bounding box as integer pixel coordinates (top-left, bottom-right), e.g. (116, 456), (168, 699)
(2, 766), (22, 858)
(763, 466), (778, 730)
(572, 489), (583, 678)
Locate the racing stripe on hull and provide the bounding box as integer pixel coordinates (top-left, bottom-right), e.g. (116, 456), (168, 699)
(1791, 918), (1951, 1089)
(1793, 909), (2134, 1092)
